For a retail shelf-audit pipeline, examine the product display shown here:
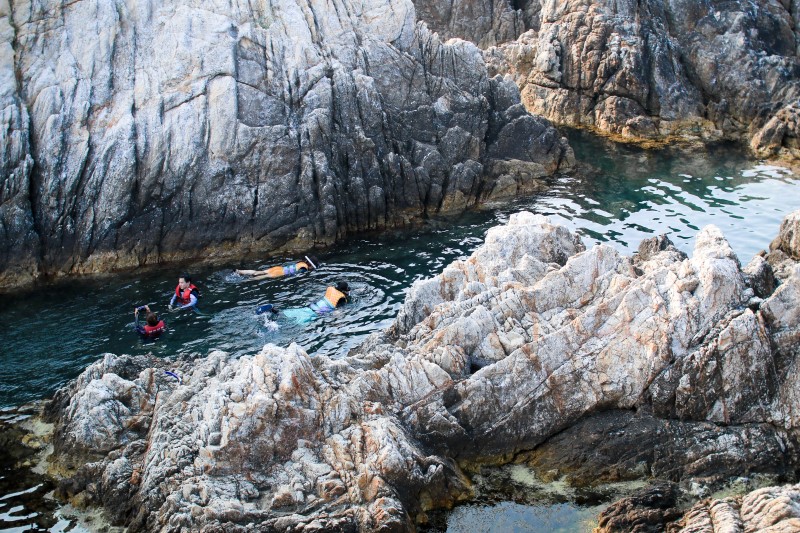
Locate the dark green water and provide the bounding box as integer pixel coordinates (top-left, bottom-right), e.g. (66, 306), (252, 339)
(0, 131), (797, 531)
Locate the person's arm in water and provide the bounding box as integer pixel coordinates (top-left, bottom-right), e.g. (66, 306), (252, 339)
(177, 292), (198, 309)
(134, 306), (147, 335)
(169, 293), (177, 307)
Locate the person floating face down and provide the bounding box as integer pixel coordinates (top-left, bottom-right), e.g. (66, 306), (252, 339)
(309, 282), (350, 313)
(237, 256), (319, 280)
(257, 282), (350, 322)
(170, 273), (199, 310)
(134, 305), (166, 338)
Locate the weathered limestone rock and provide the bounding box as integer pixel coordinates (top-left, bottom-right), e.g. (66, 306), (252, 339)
(663, 484), (800, 533)
(770, 209), (800, 262)
(595, 481), (683, 533)
(40, 209), (800, 530)
(0, 0), (571, 290)
(0, 0), (39, 288)
(596, 482), (800, 532)
(477, 0), (800, 158)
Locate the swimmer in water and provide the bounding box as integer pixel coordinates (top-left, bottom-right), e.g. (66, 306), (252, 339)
(257, 282), (350, 323)
(134, 305), (166, 337)
(169, 273), (200, 310)
(237, 256), (319, 281)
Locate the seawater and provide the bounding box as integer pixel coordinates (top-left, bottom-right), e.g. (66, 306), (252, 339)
(0, 131), (797, 531)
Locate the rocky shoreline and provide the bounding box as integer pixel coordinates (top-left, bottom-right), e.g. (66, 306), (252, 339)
(3, 0), (799, 289)
(415, 0), (800, 162)
(2, 209), (797, 531)
(0, 0), (572, 290)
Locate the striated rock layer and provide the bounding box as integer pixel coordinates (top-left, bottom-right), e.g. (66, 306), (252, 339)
(597, 482), (800, 532)
(413, 0), (800, 160)
(0, 0), (572, 290)
(41, 209), (800, 531)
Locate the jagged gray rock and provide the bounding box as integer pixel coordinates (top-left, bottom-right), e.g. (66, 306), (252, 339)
(41, 209), (800, 530)
(413, 0), (525, 48)
(0, 0), (39, 288)
(0, 0), (571, 290)
(472, 0), (800, 159)
(630, 483), (800, 533)
(596, 482), (800, 532)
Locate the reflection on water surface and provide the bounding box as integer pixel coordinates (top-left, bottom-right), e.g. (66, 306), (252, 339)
(0, 131), (797, 531)
(2, 136), (795, 410)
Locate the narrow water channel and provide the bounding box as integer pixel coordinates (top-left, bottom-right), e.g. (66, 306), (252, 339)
(0, 131), (797, 531)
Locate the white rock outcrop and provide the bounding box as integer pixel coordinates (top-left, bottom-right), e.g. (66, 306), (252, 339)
(45, 210), (800, 530)
(0, 0), (571, 289)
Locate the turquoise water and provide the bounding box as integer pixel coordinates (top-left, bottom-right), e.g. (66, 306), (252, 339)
(0, 133), (797, 411)
(0, 131), (798, 531)
(444, 501), (601, 533)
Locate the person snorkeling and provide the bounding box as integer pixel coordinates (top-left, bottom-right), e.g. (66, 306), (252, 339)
(257, 282), (350, 323)
(309, 281), (350, 313)
(134, 305), (166, 337)
(237, 255), (319, 280)
(169, 273), (200, 310)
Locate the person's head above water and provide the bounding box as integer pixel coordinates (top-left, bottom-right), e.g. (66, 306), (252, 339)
(178, 273), (192, 288)
(146, 312), (159, 326)
(304, 255), (320, 271)
(335, 281), (350, 293)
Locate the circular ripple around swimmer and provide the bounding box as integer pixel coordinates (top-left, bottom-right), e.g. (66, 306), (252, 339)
(177, 258), (405, 361)
(1, 133), (798, 412)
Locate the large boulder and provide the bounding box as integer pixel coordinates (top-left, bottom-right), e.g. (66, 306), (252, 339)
(0, 0), (39, 288)
(42, 210), (800, 530)
(597, 483), (800, 532)
(475, 0), (799, 158)
(0, 0), (571, 289)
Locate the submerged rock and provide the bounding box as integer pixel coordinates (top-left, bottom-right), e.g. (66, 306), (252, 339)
(0, 0), (571, 289)
(37, 209), (800, 530)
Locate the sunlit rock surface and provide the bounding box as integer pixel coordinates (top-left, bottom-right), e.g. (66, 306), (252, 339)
(0, 0), (571, 289)
(43, 210), (800, 530)
(597, 482), (800, 533)
(459, 0), (800, 159)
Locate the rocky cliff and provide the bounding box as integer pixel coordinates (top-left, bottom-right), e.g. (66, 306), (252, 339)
(35, 209), (800, 531)
(0, 0), (572, 290)
(412, 0), (800, 160)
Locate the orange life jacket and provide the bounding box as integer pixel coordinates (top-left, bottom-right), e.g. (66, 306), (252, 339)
(174, 283), (198, 305)
(323, 286), (347, 308)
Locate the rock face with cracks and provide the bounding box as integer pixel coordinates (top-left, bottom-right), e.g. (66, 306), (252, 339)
(458, 0), (800, 158)
(44, 210), (800, 530)
(0, 0), (572, 290)
(597, 482), (800, 532)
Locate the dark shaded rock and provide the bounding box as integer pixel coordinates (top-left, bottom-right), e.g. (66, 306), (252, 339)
(519, 410), (798, 489)
(413, 0), (526, 48)
(595, 481), (682, 533)
(636, 234), (682, 261)
(769, 210), (800, 262)
(0, 11), (40, 289)
(744, 254), (776, 298)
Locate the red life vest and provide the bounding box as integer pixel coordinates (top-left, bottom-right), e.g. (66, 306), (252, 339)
(174, 283), (198, 305)
(143, 320), (166, 336)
